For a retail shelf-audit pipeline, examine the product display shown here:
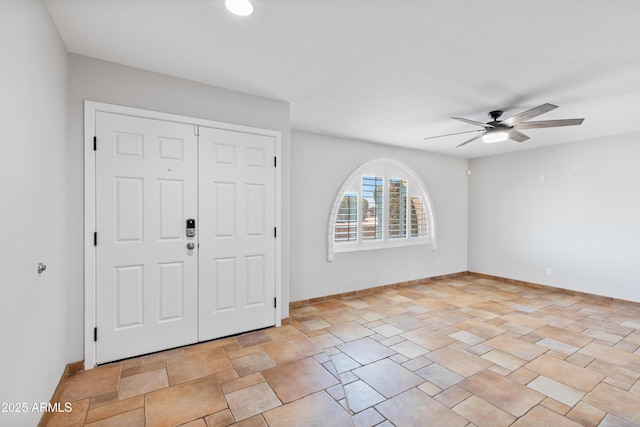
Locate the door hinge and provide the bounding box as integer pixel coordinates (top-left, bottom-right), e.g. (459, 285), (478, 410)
(274, 156), (277, 167)
(274, 227), (277, 238)
(93, 136), (97, 151)
(274, 298), (277, 308)
(93, 327), (97, 342)
(94, 232), (97, 246)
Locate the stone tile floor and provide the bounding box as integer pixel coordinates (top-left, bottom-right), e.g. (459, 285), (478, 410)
(45, 274), (640, 426)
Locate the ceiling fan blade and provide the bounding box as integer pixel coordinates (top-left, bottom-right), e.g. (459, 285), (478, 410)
(423, 130), (483, 140)
(452, 117), (495, 128)
(514, 118), (585, 129)
(456, 133), (484, 147)
(501, 103), (558, 127)
(509, 130), (530, 143)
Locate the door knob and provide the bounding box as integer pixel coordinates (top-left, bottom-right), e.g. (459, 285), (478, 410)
(187, 242), (195, 250)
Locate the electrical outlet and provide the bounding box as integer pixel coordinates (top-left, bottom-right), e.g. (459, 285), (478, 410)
(599, 274), (607, 285)
(571, 170), (579, 180)
(546, 267), (552, 276)
(539, 175), (545, 183)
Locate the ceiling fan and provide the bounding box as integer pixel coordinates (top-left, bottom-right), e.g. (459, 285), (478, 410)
(424, 103), (584, 147)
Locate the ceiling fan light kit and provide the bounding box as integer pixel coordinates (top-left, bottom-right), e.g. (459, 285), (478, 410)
(225, 0), (254, 16)
(482, 129), (509, 144)
(424, 103), (584, 148)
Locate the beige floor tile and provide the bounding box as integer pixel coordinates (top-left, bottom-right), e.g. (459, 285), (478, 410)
(484, 334), (547, 361)
(85, 395), (144, 424)
(261, 357), (338, 403)
(204, 409), (235, 427)
(231, 415), (267, 426)
(121, 359), (166, 378)
(262, 391), (352, 427)
(45, 398), (90, 427)
(586, 358), (640, 385)
(541, 397), (571, 415)
(434, 385), (472, 408)
(235, 331), (272, 348)
(343, 380), (385, 413)
(118, 368), (169, 400)
(511, 405), (582, 427)
(220, 372), (264, 394)
(400, 326), (455, 350)
(224, 344), (263, 360)
(535, 337), (580, 355)
(482, 349), (527, 371)
(371, 323), (405, 337)
(416, 362), (464, 389)
(59, 364), (121, 402)
(261, 333), (320, 365)
(180, 419), (207, 427)
(535, 325), (594, 348)
(507, 367), (540, 385)
(167, 347), (233, 385)
(310, 332), (344, 349)
(583, 383), (640, 424)
(352, 407), (385, 427)
(525, 354), (604, 392)
(427, 345), (493, 377)
(580, 342), (640, 372)
(500, 312), (548, 329)
(390, 340), (429, 358)
(145, 375), (227, 427)
(230, 352), (276, 377)
(527, 375), (584, 407)
(226, 382), (281, 421)
(353, 358), (423, 398)
(455, 319), (506, 339)
(453, 395), (515, 427)
(448, 330), (485, 346)
(459, 370), (544, 417)
(84, 408), (145, 427)
(471, 301), (515, 315)
(384, 314), (426, 331)
(376, 388), (467, 427)
(327, 321), (375, 342)
(263, 325), (300, 341)
(330, 352), (361, 373)
(337, 337), (396, 364)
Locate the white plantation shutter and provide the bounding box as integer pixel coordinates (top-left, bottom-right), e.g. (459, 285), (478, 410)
(327, 159), (437, 261)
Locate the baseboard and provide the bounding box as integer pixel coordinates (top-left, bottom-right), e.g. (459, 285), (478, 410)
(290, 271), (640, 310)
(38, 361), (84, 427)
(289, 271), (468, 309)
(467, 271), (640, 308)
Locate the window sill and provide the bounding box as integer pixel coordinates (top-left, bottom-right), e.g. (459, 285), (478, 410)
(329, 237), (435, 261)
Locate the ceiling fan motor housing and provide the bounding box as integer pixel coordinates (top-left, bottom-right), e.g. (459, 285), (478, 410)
(488, 110), (503, 121)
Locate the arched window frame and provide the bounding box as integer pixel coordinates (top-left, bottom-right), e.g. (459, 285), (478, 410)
(327, 158), (437, 261)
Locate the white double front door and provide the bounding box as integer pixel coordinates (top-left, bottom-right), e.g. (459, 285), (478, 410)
(94, 112), (276, 364)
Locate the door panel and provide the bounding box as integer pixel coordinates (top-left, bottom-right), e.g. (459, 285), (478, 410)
(198, 127), (276, 341)
(95, 112), (198, 364)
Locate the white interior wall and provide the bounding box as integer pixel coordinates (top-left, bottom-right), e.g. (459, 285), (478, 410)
(290, 130), (468, 302)
(67, 54), (291, 362)
(0, 1), (69, 425)
(468, 133), (640, 303)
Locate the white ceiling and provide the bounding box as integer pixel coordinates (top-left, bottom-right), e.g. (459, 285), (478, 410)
(44, 0), (640, 158)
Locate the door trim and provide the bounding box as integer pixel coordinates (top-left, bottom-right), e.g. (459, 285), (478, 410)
(84, 101), (282, 369)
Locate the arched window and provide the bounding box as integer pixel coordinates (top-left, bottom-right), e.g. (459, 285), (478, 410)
(327, 158), (437, 261)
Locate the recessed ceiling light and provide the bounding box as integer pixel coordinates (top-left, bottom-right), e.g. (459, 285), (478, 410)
(225, 0), (254, 16)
